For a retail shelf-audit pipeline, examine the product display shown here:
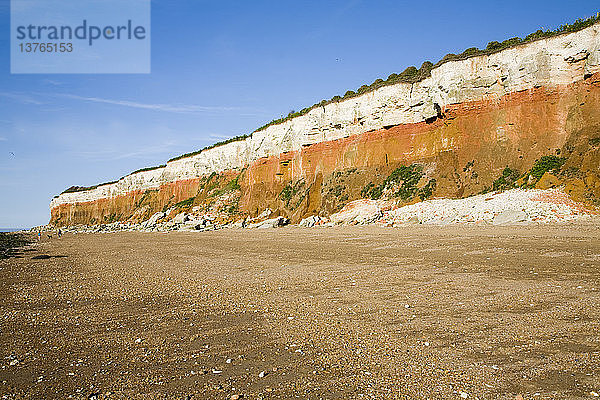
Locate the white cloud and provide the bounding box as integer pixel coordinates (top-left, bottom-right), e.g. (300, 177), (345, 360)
(42, 79), (63, 86)
(113, 141), (178, 160)
(0, 92), (44, 105)
(208, 133), (235, 140)
(0, 91), (264, 116)
(58, 94), (243, 114)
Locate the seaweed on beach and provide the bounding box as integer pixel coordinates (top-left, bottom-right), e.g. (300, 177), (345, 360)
(0, 232), (31, 259)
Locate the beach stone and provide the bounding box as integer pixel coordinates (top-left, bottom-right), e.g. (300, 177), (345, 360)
(233, 218), (247, 228)
(179, 223), (206, 231)
(492, 210), (527, 225)
(172, 212), (189, 224)
(148, 212), (165, 224)
(405, 216), (420, 224)
(536, 172), (561, 189)
(251, 217), (289, 229)
(142, 212), (165, 228)
(257, 208), (272, 219)
(299, 215), (320, 227)
(330, 200), (382, 225)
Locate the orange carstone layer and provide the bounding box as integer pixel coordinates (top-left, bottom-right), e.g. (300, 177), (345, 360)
(51, 73), (600, 226)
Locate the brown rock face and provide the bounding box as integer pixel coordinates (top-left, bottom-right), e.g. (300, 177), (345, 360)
(50, 74), (600, 226)
(536, 173), (562, 190)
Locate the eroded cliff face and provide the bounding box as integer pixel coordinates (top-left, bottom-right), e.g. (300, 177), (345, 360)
(50, 25), (600, 226)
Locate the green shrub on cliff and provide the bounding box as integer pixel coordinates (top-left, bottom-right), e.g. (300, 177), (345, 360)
(492, 167), (521, 191)
(362, 164), (436, 201)
(128, 165), (166, 175)
(213, 175), (241, 197)
(135, 189), (158, 208)
(280, 185), (293, 204)
(501, 37), (522, 48)
(487, 156), (567, 192)
(386, 165), (423, 199)
(61, 181), (118, 194)
(60, 164), (168, 194)
(361, 182), (384, 200)
(418, 179), (437, 200)
(486, 41), (502, 51)
(168, 134), (251, 163)
(279, 179), (306, 207)
(528, 155), (566, 182)
(361, 182), (377, 199)
(173, 197), (195, 209)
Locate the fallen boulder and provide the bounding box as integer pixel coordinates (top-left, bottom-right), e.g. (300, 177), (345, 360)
(142, 212), (166, 228)
(250, 216), (289, 229)
(492, 210), (528, 225)
(172, 212), (190, 224)
(233, 218), (248, 228)
(256, 208), (272, 220)
(299, 215), (323, 227)
(330, 200), (383, 225)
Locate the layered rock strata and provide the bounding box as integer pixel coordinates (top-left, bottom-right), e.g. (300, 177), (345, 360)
(50, 24), (600, 226)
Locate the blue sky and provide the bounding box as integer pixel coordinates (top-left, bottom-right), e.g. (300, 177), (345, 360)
(0, 0), (598, 229)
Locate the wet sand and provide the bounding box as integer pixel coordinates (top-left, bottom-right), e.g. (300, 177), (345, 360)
(1, 225), (599, 399)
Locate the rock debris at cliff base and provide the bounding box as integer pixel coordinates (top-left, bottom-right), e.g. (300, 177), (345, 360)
(335, 188), (597, 226)
(47, 188), (597, 234)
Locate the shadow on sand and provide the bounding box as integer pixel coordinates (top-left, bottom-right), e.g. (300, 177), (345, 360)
(31, 254), (68, 260)
(0, 232), (33, 260)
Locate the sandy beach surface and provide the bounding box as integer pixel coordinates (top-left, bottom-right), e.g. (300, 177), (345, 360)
(1, 225), (599, 399)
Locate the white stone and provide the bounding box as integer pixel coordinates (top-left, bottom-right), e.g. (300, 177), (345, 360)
(232, 218), (247, 228)
(299, 215), (321, 227)
(141, 212), (165, 228)
(249, 216), (289, 229)
(492, 210), (528, 225)
(379, 188), (593, 225)
(172, 212), (189, 224)
(330, 200), (383, 225)
(256, 208), (272, 220)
